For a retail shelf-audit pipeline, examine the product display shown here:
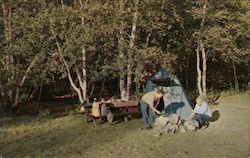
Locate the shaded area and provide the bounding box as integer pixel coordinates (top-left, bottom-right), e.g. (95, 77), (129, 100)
(2, 116), (141, 158)
(156, 98), (165, 112)
(209, 110), (220, 122)
(151, 78), (179, 87)
(164, 102), (185, 114)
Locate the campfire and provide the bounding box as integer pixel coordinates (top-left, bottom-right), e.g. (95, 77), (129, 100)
(153, 114), (204, 137)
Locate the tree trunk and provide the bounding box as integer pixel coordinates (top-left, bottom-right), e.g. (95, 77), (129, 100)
(232, 60), (239, 92)
(127, 0), (138, 99)
(49, 2), (88, 105)
(81, 48), (88, 102)
(79, 0), (88, 103)
(227, 67), (233, 90)
(200, 0), (208, 97)
(196, 0), (208, 97)
(196, 44), (203, 96)
(127, 65), (132, 99)
(118, 0), (127, 98)
(90, 82), (95, 97)
(0, 90), (4, 112)
(99, 80), (105, 99)
(35, 84), (43, 111)
(27, 86), (39, 101)
(119, 77), (126, 97)
(2, 2), (15, 107)
(186, 57), (189, 91)
(144, 32), (151, 48)
(0, 91), (8, 108)
(201, 41), (207, 96)
(61, 0), (64, 8)
(14, 54), (41, 107)
(49, 18), (84, 104)
(63, 58), (84, 104)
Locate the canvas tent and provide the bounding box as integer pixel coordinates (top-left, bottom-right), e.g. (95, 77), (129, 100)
(145, 68), (194, 119)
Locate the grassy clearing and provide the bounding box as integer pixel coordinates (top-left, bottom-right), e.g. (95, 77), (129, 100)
(1, 92), (249, 158)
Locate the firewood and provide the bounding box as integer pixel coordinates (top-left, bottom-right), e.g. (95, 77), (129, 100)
(169, 114), (180, 125)
(163, 123), (178, 134)
(178, 125), (187, 133)
(186, 124), (196, 131)
(184, 119), (193, 127)
(155, 115), (169, 127)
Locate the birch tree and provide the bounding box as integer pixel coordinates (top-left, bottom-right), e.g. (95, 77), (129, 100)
(192, 0), (249, 93)
(127, 0), (139, 98)
(195, 0), (208, 96)
(117, 0), (127, 99)
(48, 5), (87, 105)
(0, 1), (50, 108)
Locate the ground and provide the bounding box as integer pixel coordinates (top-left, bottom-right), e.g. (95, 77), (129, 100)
(1, 92), (249, 158)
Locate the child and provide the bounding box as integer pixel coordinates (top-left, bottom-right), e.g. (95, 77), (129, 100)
(188, 96), (212, 128)
(92, 98), (111, 124)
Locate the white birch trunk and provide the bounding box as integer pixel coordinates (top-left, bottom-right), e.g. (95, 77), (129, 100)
(200, 0), (208, 97)
(49, 18), (84, 104)
(81, 48), (87, 102)
(127, 0), (138, 98)
(61, 0), (64, 8)
(62, 58), (84, 104)
(118, 0), (126, 98)
(201, 41), (207, 96)
(2, 2), (8, 83)
(2, 2), (15, 106)
(196, 44), (203, 96)
(196, 0), (208, 96)
(14, 54), (41, 107)
(79, 0), (88, 103)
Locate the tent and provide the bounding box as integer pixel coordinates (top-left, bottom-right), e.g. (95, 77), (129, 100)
(145, 68), (194, 119)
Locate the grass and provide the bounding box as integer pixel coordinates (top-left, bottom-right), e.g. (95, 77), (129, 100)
(1, 92), (249, 158)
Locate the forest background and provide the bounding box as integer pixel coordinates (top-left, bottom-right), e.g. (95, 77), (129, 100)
(0, 0), (249, 111)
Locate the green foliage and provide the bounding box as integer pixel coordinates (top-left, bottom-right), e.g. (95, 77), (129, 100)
(0, 0), (249, 107)
(0, 1), (54, 106)
(189, 0), (249, 90)
(192, 0), (249, 63)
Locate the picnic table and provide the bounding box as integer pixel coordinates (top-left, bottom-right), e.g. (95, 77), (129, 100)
(83, 100), (140, 124)
(112, 100), (139, 108)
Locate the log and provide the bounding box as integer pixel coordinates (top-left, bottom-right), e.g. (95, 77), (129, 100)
(169, 114), (180, 125)
(186, 124), (196, 131)
(178, 125), (187, 133)
(154, 115), (170, 127)
(164, 123), (178, 134)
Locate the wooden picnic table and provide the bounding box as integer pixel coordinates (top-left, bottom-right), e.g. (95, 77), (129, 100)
(105, 100), (140, 124)
(83, 100), (141, 124)
(112, 100), (139, 108)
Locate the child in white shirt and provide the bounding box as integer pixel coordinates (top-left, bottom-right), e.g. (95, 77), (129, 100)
(188, 96), (212, 127)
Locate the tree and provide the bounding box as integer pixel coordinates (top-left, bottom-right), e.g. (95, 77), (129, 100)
(0, 1), (52, 108)
(192, 0), (249, 93)
(195, 0), (208, 96)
